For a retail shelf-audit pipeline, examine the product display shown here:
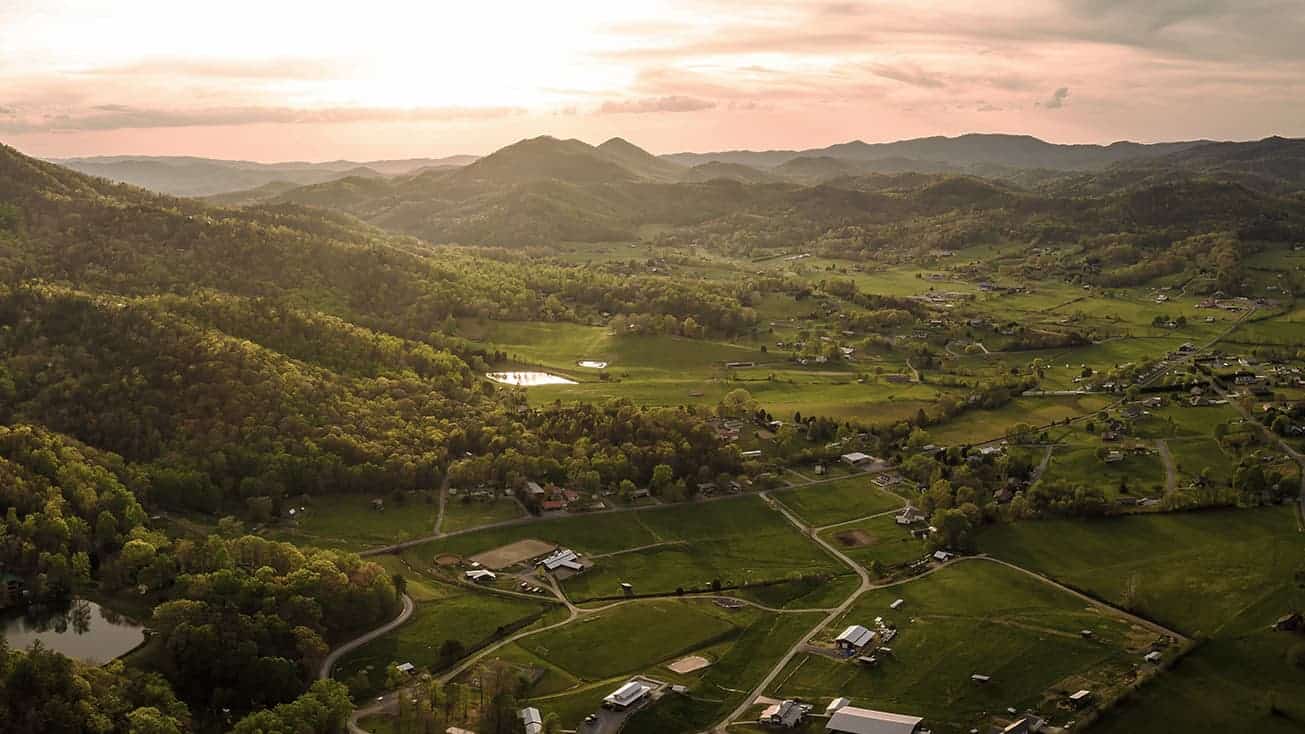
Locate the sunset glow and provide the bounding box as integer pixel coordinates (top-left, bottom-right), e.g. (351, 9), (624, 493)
(3, 0), (1303, 159)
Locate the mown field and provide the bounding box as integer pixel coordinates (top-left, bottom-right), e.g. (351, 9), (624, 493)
(333, 584), (553, 693)
(979, 508), (1305, 734)
(771, 561), (1150, 734)
(819, 513), (929, 574)
(265, 492), (438, 551)
(771, 475), (905, 527)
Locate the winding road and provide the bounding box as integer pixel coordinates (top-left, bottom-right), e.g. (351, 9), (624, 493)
(320, 593), (415, 681)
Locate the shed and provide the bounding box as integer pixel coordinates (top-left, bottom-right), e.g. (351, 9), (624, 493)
(841, 452), (873, 466)
(1068, 689), (1093, 707)
(825, 705), (924, 734)
(394, 662), (415, 674)
(825, 697), (851, 715)
(970, 674), (991, 683)
(603, 680), (651, 709)
(835, 624), (874, 651)
(890, 599), (904, 610)
(1144, 651), (1162, 664)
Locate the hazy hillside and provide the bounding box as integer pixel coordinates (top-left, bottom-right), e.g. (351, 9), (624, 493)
(596, 137), (686, 182)
(53, 153), (477, 197)
(260, 135), (1305, 264)
(664, 133), (1208, 171)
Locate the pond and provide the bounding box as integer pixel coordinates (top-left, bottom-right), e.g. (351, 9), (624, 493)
(486, 371), (577, 386)
(2, 599), (145, 664)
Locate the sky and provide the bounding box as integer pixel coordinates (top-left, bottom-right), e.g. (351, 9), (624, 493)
(1, 0), (1303, 161)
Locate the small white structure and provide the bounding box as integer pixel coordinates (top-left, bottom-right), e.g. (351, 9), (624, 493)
(519, 707), (543, 734)
(841, 452), (874, 466)
(465, 569), (497, 584)
(971, 674), (991, 684)
(826, 705), (924, 734)
(525, 481), (546, 497)
(758, 699), (811, 728)
(604, 680), (651, 710)
(933, 550), (953, 562)
(890, 599), (905, 610)
(539, 548), (584, 572)
(1068, 689), (1093, 707)
(835, 624), (874, 651)
(395, 662), (415, 674)
(826, 697), (851, 715)
(1144, 651), (1162, 664)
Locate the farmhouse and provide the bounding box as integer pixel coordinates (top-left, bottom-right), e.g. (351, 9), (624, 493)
(758, 699), (811, 728)
(603, 680), (651, 710)
(835, 624), (874, 651)
(539, 548), (584, 572)
(895, 506), (925, 525)
(825, 705), (924, 734)
(519, 707), (542, 734)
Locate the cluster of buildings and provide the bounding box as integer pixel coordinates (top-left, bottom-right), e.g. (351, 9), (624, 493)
(757, 696), (926, 734)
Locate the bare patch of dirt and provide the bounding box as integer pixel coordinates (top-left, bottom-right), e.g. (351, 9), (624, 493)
(836, 530), (876, 548)
(470, 538), (555, 570)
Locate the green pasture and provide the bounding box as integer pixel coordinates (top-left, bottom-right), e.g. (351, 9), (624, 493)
(267, 493), (437, 551)
(1037, 445), (1167, 499)
(979, 508), (1305, 733)
(333, 590), (552, 692)
(819, 513), (930, 574)
(773, 561), (1143, 733)
(441, 496), (525, 533)
(772, 475), (905, 527)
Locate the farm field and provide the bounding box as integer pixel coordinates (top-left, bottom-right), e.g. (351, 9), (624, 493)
(561, 497), (844, 601)
(1036, 445), (1167, 499)
(819, 513), (929, 575)
(978, 507), (1305, 733)
(770, 561), (1154, 734)
(333, 589), (553, 693)
(265, 493), (437, 551)
(440, 496), (525, 533)
(771, 475), (905, 527)
(515, 600), (741, 681)
(925, 395), (1113, 446)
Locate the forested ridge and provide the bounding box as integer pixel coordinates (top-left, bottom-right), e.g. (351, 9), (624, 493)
(0, 142), (747, 733)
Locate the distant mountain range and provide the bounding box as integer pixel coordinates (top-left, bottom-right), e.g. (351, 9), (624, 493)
(50, 153), (478, 197)
(51, 133), (1305, 204)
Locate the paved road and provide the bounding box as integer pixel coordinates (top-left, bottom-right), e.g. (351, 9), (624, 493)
(710, 492), (873, 732)
(320, 593), (415, 681)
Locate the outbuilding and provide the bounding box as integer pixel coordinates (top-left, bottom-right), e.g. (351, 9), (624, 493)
(603, 680), (651, 710)
(519, 707), (543, 734)
(825, 705), (924, 734)
(835, 624), (874, 651)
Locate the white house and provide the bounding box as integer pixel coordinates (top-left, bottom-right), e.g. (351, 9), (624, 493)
(603, 680), (651, 710)
(835, 624), (874, 651)
(826, 705), (924, 734)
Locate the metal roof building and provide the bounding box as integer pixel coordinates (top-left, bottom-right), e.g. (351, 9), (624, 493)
(519, 707), (542, 734)
(539, 548), (584, 572)
(825, 706), (924, 734)
(835, 624), (874, 649)
(603, 680), (651, 709)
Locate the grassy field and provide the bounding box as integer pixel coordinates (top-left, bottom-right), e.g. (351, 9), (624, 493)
(622, 612), (823, 734)
(1037, 445), (1167, 499)
(333, 590), (553, 692)
(771, 561), (1148, 734)
(266, 493), (437, 551)
(561, 497), (843, 601)
(440, 496), (525, 533)
(819, 513), (929, 574)
(771, 475), (905, 527)
(516, 600), (741, 680)
(978, 508), (1305, 733)
(926, 395), (1113, 446)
